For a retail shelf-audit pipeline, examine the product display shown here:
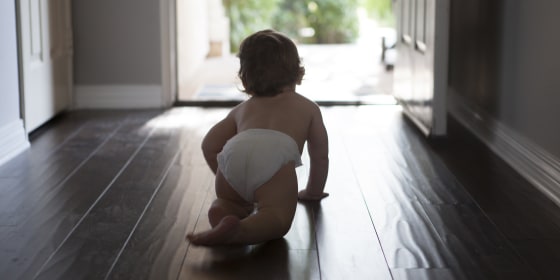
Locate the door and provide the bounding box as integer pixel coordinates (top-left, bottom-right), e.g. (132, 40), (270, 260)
(393, 0), (449, 136)
(18, 0), (73, 132)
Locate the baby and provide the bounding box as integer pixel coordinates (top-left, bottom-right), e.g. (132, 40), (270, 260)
(186, 29), (329, 246)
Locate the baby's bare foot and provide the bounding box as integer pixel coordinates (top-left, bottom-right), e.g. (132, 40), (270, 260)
(186, 215), (240, 246)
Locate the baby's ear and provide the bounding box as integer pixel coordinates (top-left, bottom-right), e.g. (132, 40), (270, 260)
(296, 67), (305, 85)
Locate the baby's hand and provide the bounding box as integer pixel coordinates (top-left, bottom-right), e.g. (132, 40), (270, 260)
(298, 190), (329, 201)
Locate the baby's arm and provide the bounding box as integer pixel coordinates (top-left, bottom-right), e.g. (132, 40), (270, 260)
(201, 114), (237, 174)
(299, 106), (329, 201)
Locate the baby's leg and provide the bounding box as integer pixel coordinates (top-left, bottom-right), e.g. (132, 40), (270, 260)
(186, 170), (253, 245)
(208, 170), (253, 227)
(233, 163), (298, 244)
(188, 163), (298, 246)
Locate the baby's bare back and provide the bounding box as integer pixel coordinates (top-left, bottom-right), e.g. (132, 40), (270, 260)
(231, 92), (319, 152)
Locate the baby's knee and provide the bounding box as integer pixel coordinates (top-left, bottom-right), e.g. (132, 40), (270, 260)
(208, 203), (223, 216)
(273, 212), (295, 237)
(278, 221), (292, 237)
(211, 199), (253, 217)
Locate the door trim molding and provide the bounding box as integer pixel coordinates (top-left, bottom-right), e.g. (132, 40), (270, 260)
(74, 85), (164, 109)
(160, 0), (177, 107)
(448, 89), (560, 207)
(0, 119), (29, 166)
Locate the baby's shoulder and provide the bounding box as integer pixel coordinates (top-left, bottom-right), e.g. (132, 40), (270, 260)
(293, 93), (320, 112)
(292, 92), (316, 104)
(230, 100), (251, 114)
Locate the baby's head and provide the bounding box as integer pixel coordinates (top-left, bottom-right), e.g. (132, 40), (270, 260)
(237, 29), (305, 97)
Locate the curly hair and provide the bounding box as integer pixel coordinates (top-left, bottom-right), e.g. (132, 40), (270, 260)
(237, 30), (305, 97)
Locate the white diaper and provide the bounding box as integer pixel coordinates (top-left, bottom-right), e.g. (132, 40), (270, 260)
(217, 128), (302, 202)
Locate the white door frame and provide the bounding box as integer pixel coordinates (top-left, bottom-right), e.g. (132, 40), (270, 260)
(160, 0), (177, 107)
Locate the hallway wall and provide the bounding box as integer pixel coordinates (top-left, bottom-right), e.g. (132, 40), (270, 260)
(72, 0), (165, 108)
(500, 0), (560, 157)
(447, 0), (560, 205)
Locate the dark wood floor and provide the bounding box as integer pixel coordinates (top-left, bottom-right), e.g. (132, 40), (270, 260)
(1, 105), (559, 280)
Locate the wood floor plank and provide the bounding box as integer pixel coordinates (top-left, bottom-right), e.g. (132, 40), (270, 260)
(308, 107), (393, 280)
(0, 112), (157, 224)
(397, 116), (538, 279)
(512, 239), (560, 280)
(342, 106), (538, 279)
(0, 118), (149, 279)
(180, 239), (319, 280)
(0, 112), (160, 279)
(0, 111), (159, 179)
(0, 120), (122, 197)
(430, 116), (560, 279)
(107, 161), (213, 280)
(0, 113), (88, 178)
(179, 194), (320, 280)
(0, 178), (19, 226)
(32, 110), (195, 279)
(2, 106), (560, 279)
(106, 110), (217, 280)
(179, 184), (321, 280)
(422, 204), (536, 279)
(392, 268), (456, 280)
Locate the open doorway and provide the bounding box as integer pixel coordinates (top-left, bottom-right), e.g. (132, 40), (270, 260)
(176, 0), (396, 105)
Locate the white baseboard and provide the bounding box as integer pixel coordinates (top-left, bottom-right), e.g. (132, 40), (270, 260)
(0, 119), (30, 166)
(74, 84), (165, 109)
(448, 89), (560, 207)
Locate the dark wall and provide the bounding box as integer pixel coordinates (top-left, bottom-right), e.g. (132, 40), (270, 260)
(503, 0), (560, 158)
(448, 0), (560, 159)
(448, 0), (503, 117)
(72, 0), (162, 84)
